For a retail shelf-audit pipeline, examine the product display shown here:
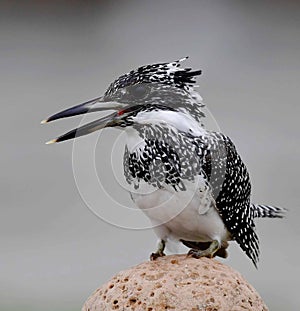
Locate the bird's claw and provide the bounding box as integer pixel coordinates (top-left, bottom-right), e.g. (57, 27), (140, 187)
(187, 249), (213, 259)
(187, 240), (221, 259)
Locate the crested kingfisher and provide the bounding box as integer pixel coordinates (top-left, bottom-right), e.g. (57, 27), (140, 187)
(42, 57), (285, 267)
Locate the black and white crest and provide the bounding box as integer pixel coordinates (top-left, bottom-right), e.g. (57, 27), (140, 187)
(105, 57), (202, 96)
(103, 57), (206, 125)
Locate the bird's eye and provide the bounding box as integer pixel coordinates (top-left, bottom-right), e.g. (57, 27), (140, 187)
(127, 84), (149, 99)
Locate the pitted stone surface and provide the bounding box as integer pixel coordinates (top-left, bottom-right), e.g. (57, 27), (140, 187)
(82, 255), (268, 311)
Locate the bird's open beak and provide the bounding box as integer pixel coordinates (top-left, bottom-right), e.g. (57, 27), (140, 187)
(45, 112), (120, 144)
(42, 96), (126, 144)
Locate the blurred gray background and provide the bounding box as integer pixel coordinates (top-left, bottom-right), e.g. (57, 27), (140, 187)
(1, 0), (299, 310)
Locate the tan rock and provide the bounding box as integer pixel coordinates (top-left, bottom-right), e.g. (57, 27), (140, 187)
(82, 255), (268, 311)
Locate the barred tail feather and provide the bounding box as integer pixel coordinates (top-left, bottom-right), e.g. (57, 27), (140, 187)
(251, 204), (286, 219)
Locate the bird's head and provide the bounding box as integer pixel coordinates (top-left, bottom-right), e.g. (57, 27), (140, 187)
(42, 57), (204, 144)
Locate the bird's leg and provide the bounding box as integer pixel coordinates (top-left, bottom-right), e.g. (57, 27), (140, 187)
(187, 240), (221, 259)
(150, 239), (166, 261)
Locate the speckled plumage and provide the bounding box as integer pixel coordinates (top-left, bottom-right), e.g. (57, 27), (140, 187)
(121, 104), (260, 265)
(44, 58), (285, 267)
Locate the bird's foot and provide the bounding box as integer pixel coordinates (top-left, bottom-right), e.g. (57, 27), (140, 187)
(181, 240), (228, 259)
(187, 240), (220, 259)
(150, 251), (166, 261)
(187, 249), (214, 259)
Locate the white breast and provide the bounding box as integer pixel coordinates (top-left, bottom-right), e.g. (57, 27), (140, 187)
(131, 181), (229, 244)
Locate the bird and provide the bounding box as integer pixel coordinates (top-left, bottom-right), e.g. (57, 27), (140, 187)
(42, 57), (285, 267)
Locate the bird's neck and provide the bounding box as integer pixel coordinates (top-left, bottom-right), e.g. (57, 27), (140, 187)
(124, 110), (206, 155)
(134, 110), (205, 135)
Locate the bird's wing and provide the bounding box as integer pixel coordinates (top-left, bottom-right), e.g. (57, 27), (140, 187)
(196, 132), (260, 266)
